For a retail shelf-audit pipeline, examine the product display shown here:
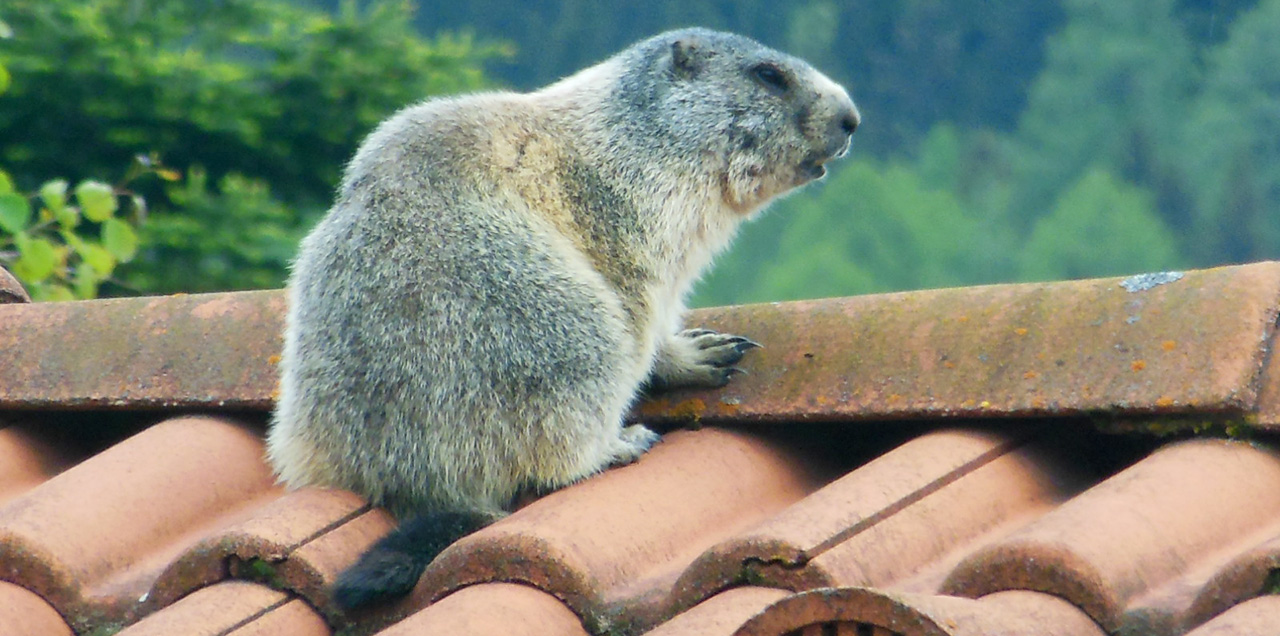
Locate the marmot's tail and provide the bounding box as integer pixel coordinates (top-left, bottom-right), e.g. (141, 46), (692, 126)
(332, 510), (493, 610)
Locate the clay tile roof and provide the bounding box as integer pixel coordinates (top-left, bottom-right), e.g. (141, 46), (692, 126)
(2, 261), (1280, 635)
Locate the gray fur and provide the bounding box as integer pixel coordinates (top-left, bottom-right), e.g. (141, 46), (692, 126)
(268, 28), (857, 529)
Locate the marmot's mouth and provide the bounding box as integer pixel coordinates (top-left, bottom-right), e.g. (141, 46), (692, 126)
(798, 156), (830, 181)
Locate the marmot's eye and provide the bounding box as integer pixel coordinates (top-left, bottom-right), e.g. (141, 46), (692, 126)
(751, 63), (789, 93)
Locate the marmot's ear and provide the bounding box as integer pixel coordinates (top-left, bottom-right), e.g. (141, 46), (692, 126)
(671, 35), (707, 80)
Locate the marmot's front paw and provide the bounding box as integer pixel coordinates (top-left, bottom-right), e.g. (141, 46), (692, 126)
(645, 328), (761, 391)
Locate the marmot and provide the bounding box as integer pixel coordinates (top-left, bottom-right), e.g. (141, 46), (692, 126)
(267, 27), (858, 609)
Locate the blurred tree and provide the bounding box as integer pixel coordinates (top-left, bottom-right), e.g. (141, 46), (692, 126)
(1018, 168), (1179, 281)
(0, 0), (503, 293)
(1180, 0), (1280, 263)
(400, 1), (1063, 157)
(1003, 0), (1198, 238)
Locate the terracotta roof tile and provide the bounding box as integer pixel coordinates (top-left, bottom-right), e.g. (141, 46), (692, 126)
(1184, 596), (1280, 636)
(639, 263), (1280, 430)
(224, 598), (330, 636)
(0, 415), (282, 632)
(0, 291), (284, 409)
(726, 588), (1107, 636)
(644, 587), (790, 636)
(117, 581), (293, 636)
(0, 421), (82, 505)
(942, 438), (1280, 634)
(674, 427), (1090, 603)
(0, 580), (73, 636)
(377, 583), (589, 636)
(403, 427), (839, 634)
(3, 262), (1280, 635)
(153, 487), (370, 619)
(5, 262), (1280, 432)
(0, 265), (30, 303)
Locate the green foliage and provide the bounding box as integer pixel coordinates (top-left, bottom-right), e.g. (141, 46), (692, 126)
(1180, 0), (1280, 263)
(1, 0), (504, 293)
(128, 168), (299, 292)
(1018, 169), (1179, 281)
(413, 1), (1064, 155)
(4, 0), (1274, 305)
(1006, 0), (1197, 231)
(0, 161), (154, 301)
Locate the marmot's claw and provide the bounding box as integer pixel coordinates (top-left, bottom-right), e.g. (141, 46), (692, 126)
(680, 328), (717, 338)
(687, 330), (760, 368)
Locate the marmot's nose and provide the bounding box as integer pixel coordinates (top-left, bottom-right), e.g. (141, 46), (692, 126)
(841, 107), (860, 136)
(827, 101), (860, 158)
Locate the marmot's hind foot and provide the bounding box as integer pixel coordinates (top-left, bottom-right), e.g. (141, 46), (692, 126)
(608, 424), (661, 466)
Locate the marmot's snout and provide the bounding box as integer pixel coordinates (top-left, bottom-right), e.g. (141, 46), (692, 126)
(826, 91), (860, 156)
(801, 95), (859, 180)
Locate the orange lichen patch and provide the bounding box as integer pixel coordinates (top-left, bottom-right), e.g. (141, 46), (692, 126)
(1162, 341), (1178, 351)
(1014, 328), (1029, 336)
(1132, 360), (1147, 372)
(268, 355), (282, 366)
(1156, 397), (1175, 408)
(1024, 371), (1040, 380)
(665, 398), (708, 421)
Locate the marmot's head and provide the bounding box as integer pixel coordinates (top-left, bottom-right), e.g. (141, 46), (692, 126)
(613, 28), (860, 213)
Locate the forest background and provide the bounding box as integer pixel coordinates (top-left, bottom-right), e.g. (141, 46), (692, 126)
(0, 0), (1275, 305)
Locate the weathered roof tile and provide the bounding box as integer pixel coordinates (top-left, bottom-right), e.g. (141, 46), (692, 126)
(377, 583), (589, 636)
(117, 581), (293, 636)
(726, 587), (1107, 636)
(3, 262), (1280, 635)
(405, 427), (838, 634)
(0, 416), (280, 632)
(0, 265), (30, 304)
(641, 263), (1280, 430)
(0, 580), (73, 636)
(942, 438), (1280, 633)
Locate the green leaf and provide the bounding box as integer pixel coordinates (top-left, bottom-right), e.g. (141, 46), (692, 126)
(55, 204), (80, 229)
(12, 236), (59, 283)
(40, 179), (69, 216)
(0, 63), (9, 97)
(0, 192), (31, 234)
(102, 218), (139, 262)
(75, 180), (118, 222)
(72, 263), (102, 299)
(39, 283), (77, 303)
(78, 241), (116, 276)
(0, 169), (14, 195)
